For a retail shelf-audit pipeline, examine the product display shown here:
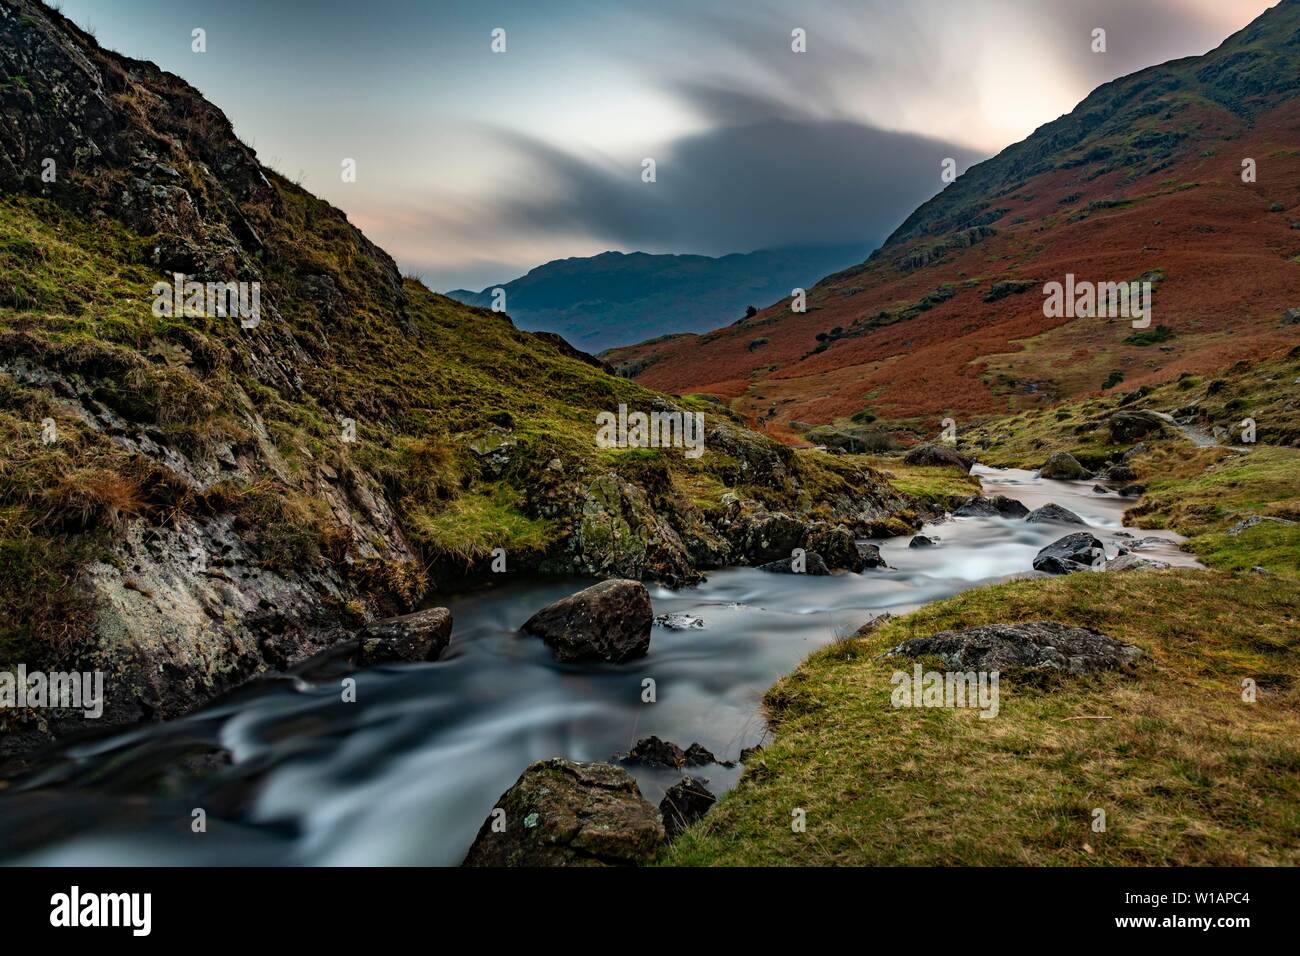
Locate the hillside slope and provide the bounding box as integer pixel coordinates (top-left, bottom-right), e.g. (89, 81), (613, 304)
(446, 245), (869, 353)
(0, 0), (910, 746)
(609, 0), (1300, 442)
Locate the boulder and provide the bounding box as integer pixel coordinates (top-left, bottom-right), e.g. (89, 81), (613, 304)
(521, 579), (652, 662)
(952, 495), (1030, 518)
(357, 607), (452, 665)
(1118, 483), (1146, 498)
(734, 511), (807, 564)
(1025, 503), (1085, 525)
(1104, 463), (1137, 482)
(857, 542), (890, 568)
(1283, 308), (1300, 325)
(659, 777), (717, 841)
(1033, 532), (1105, 574)
(463, 759), (664, 866)
(802, 522), (865, 571)
(1109, 410), (1167, 444)
(903, 443), (974, 473)
(1103, 553), (1170, 572)
(757, 552), (832, 575)
(909, 534), (937, 548)
(1039, 452), (1089, 480)
(854, 612), (895, 637)
(884, 621), (1141, 676)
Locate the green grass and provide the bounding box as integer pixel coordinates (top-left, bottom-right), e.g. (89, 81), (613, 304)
(664, 569), (1300, 866)
(864, 456), (980, 508)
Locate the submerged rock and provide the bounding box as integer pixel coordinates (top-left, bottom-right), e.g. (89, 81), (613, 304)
(659, 776), (717, 841)
(463, 759), (664, 866)
(521, 579), (652, 662)
(885, 621), (1141, 676)
(654, 612), (705, 630)
(757, 552), (832, 575)
(903, 443), (974, 473)
(1025, 503), (1085, 525)
(952, 495), (1030, 518)
(1039, 452), (1089, 480)
(1033, 532), (1105, 574)
(357, 606), (453, 664)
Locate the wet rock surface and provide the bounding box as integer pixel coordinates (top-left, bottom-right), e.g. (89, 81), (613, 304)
(522, 579), (652, 662)
(1025, 503), (1086, 525)
(1033, 532), (1105, 574)
(885, 620), (1142, 675)
(659, 776), (716, 841)
(462, 759), (664, 866)
(953, 495), (1030, 518)
(357, 607), (452, 664)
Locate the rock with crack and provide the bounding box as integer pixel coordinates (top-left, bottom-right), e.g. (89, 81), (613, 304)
(884, 620), (1141, 675)
(1025, 503), (1085, 525)
(952, 495), (1030, 518)
(659, 776), (717, 841)
(521, 579), (652, 662)
(357, 607), (453, 665)
(462, 759), (664, 866)
(1033, 532), (1105, 574)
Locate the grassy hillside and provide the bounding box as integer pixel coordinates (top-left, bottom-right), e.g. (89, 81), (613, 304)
(666, 570), (1300, 866)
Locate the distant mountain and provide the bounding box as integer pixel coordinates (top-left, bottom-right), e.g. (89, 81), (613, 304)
(446, 245), (871, 352)
(606, 0), (1300, 442)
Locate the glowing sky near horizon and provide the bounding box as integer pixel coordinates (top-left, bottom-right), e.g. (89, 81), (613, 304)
(56, 0), (1276, 289)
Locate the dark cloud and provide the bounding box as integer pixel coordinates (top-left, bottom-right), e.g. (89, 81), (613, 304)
(485, 95), (986, 255)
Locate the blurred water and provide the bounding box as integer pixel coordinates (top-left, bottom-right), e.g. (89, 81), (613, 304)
(0, 467), (1196, 865)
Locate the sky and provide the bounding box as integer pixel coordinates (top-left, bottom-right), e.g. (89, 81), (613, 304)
(57, 0), (1276, 290)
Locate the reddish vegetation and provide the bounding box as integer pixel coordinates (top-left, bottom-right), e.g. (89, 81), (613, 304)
(608, 97), (1300, 444)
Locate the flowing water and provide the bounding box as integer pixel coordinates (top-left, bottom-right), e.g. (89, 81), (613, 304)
(0, 467), (1198, 865)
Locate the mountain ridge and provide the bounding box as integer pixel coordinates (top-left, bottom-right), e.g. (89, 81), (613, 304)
(607, 0), (1300, 443)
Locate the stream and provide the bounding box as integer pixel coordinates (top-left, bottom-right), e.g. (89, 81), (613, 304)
(0, 466), (1199, 865)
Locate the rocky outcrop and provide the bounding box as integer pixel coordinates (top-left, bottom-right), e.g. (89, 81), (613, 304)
(521, 579), (652, 662)
(660, 777), (717, 841)
(1109, 410), (1168, 444)
(885, 621), (1141, 675)
(462, 759), (664, 866)
(1039, 452), (1089, 480)
(357, 607), (452, 664)
(1033, 532), (1104, 574)
(617, 737), (729, 769)
(1025, 503), (1085, 525)
(903, 443), (974, 472)
(953, 495), (1029, 518)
